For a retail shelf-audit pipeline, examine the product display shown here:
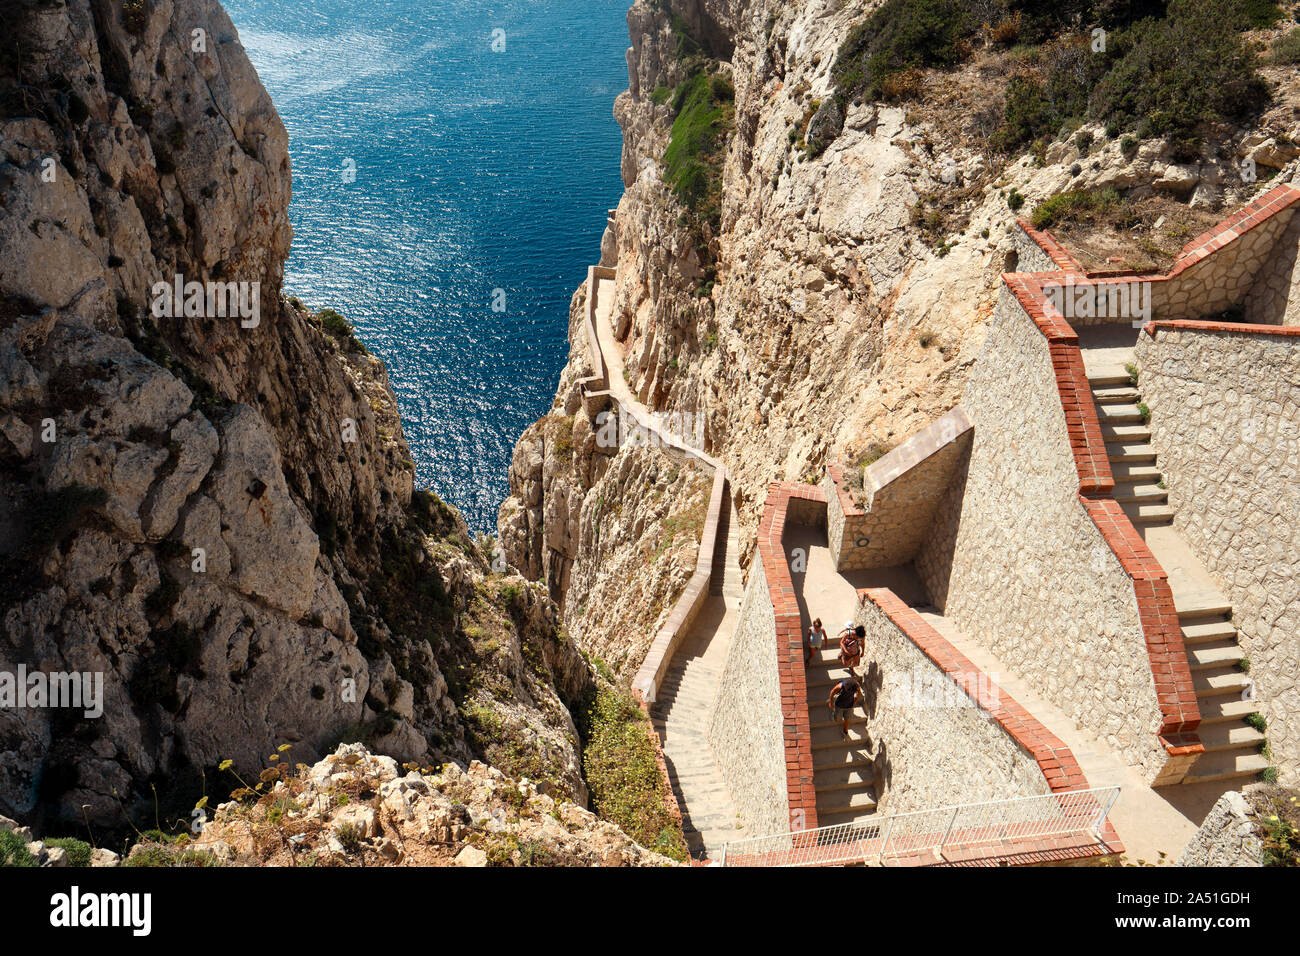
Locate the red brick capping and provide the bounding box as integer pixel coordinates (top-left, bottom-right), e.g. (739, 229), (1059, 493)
(1017, 182), (1300, 281)
(1171, 182), (1300, 276)
(1144, 319), (1300, 339)
(757, 480), (827, 832)
(859, 589), (1092, 794)
(1016, 217), (1087, 275)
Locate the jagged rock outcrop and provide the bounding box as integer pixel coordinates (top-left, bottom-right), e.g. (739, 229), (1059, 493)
(0, 0), (593, 836)
(135, 744), (677, 867)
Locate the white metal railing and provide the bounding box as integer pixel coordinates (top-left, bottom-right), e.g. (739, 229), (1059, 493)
(717, 786), (1121, 867)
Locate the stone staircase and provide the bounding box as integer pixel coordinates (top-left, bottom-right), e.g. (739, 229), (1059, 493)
(802, 632), (879, 826)
(1088, 365), (1268, 785)
(649, 497), (747, 860)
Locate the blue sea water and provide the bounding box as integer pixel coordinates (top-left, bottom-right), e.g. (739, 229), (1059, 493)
(223, 0), (630, 531)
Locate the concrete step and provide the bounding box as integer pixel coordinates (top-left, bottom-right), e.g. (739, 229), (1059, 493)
(1113, 481), (1167, 505)
(1108, 442), (1157, 463)
(811, 726), (872, 751)
(813, 750), (873, 773)
(1092, 385), (1141, 405)
(811, 714), (868, 732)
(1193, 667), (1252, 699)
(814, 765), (876, 793)
(1121, 501), (1175, 525)
(1197, 698), (1259, 726)
(1186, 643), (1245, 671)
(1177, 600), (1234, 621)
(1101, 422), (1152, 442)
(816, 789), (878, 815)
(1099, 403), (1146, 424)
(806, 672), (861, 694)
(1109, 461), (1162, 482)
(1180, 619), (1239, 645)
(1182, 751), (1269, 785)
(1196, 722), (1266, 753)
(1087, 368), (1133, 387)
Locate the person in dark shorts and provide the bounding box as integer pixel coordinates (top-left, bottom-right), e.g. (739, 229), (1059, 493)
(826, 674), (863, 739)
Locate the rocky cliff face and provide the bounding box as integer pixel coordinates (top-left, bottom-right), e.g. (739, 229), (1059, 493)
(500, 0), (1300, 662)
(0, 0), (593, 836)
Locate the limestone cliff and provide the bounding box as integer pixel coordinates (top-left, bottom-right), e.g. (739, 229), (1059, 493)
(500, 0), (1300, 670)
(0, 0), (593, 837)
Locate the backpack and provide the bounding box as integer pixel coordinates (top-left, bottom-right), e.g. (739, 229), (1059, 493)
(835, 680), (858, 709)
(840, 631), (860, 660)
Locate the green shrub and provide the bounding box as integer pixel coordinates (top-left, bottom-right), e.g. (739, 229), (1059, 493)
(663, 70), (734, 230)
(0, 830), (37, 867)
(1006, 188), (1026, 212)
(1089, 0), (1269, 145)
(46, 837), (93, 867)
(121, 0), (148, 35)
(578, 683), (688, 862)
(1030, 186), (1122, 229)
(318, 308), (353, 338)
(991, 37), (1099, 154)
(832, 0), (974, 103)
(1247, 711), (1267, 733)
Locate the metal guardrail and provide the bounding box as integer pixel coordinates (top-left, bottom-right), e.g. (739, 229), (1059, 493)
(717, 786), (1121, 867)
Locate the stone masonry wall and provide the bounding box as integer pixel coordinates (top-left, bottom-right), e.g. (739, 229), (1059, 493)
(1245, 202), (1300, 325)
(856, 599), (1053, 815)
(1176, 791), (1264, 867)
(825, 410), (973, 571)
(1137, 325), (1300, 785)
(917, 287), (1168, 780)
(706, 552), (789, 838)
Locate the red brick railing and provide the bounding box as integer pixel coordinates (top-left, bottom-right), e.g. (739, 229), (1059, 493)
(1002, 182), (1300, 778)
(756, 481), (827, 831)
(860, 588), (1096, 795)
(1001, 276), (1203, 780)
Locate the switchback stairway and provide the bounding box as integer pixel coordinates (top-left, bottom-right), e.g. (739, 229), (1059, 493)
(1087, 357), (1268, 785)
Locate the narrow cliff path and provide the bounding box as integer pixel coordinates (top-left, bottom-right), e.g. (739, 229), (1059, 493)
(650, 495), (747, 859)
(590, 272), (747, 859)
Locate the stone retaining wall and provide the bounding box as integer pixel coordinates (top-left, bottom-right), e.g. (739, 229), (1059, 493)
(823, 409), (973, 571)
(856, 591), (1062, 815)
(706, 552), (790, 838)
(917, 286), (1174, 781)
(1138, 322), (1300, 784)
(1176, 791), (1263, 867)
